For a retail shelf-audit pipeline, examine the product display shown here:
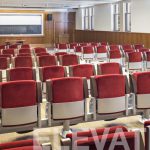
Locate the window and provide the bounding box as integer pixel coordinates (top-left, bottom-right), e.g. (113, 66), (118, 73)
(82, 7), (94, 30)
(124, 2), (131, 32)
(113, 3), (120, 31)
(0, 13), (44, 36)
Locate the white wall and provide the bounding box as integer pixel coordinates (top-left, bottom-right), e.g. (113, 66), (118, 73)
(75, 4), (113, 31)
(94, 4), (113, 31)
(131, 0), (150, 33)
(75, 8), (83, 30)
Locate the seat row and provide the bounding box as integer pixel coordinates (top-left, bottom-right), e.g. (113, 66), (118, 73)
(1, 72), (150, 133)
(0, 63), (122, 82)
(2, 121), (150, 150)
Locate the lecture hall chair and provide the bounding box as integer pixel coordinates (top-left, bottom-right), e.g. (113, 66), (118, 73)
(82, 46), (95, 61)
(0, 57), (10, 70)
(145, 51), (150, 69)
(21, 44), (30, 49)
(74, 45), (82, 57)
(2, 48), (16, 56)
(130, 72), (150, 119)
(0, 44), (6, 50)
(91, 74), (129, 120)
(6, 67), (36, 81)
(56, 43), (68, 52)
(108, 50), (123, 65)
(9, 44), (18, 49)
(0, 139), (51, 150)
(39, 65), (67, 92)
(18, 48), (31, 54)
(121, 44), (133, 50)
(37, 55), (57, 67)
(62, 126), (144, 150)
(68, 43), (78, 53)
(95, 45), (108, 60)
(100, 41), (108, 46)
(134, 44), (144, 50)
(137, 48), (149, 53)
(126, 52), (143, 71)
(97, 62), (123, 75)
(144, 121), (150, 150)
(12, 56), (34, 68)
(0, 80), (42, 133)
(33, 47), (47, 54)
(109, 44), (120, 51)
(46, 77), (89, 137)
(59, 54), (80, 66)
(69, 64), (96, 90)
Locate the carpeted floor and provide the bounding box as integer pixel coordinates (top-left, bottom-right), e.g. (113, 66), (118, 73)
(0, 115), (145, 150)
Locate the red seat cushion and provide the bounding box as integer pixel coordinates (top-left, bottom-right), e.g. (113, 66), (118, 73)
(34, 47), (46, 54)
(38, 55), (56, 67)
(109, 50), (121, 58)
(15, 57), (33, 68)
(41, 66), (65, 81)
(0, 57), (8, 69)
(66, 126), (128, 139)
(96, 46), (107, 53)
(82, 46), (94, 54)
(95, 74), (125, 98)
(9, 68), (34, 81)
(128, 52), (142, 62)
(133, 72), (150, 94)
(61, 54), (78, 66)
(71, 64), (94, 79)
(1, 80), (37, 108)
(99, 63), (121, 75)
(50, 77), (84, 103)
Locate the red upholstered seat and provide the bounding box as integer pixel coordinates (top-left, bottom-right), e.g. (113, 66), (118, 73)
(69, 43), (78, 49)
(7, 67), (36, 81)
(0, 80), (41, 127)
(0, 54), (12, 59)
(128, 52), (142, 62)
(145, 51), (150, 61)
(0, 45), (6, 49)
(74, 46), (82, 53)
(79, 43), (89, 46)
(96, 46), (107, 53)
(57, 43), (68, 49)
(74, 132), (138, 150)
(131, 72), (150, 109)
(0, 139), (42, 150)
(66, 126), (128, 139)
(21, 44), (30, 49)
(34, 47), (47, 54)
(14, 56), (33, 68)
(100, 42), (108, 46)
(123, 48), (135, 53)
(0, 57), (9, 70)
(144, 121), (150, 150)
(17, 53), (32, 57)
(134, 44), (144, 49)
(82, 46), (94, 54)
(69, 64), (95, 79)
(36, 52), (50, 56)
(97, 62), (122, 75)
(37, 55), (57, 67)
(9, 44), (18, 49)
(109, 45), (120, 51)
(55, 52), (68, 61)
(60, 54), (79, 66)
(19, 48), (31, 54)
(95, 75), (125, 99)
(122, 44), (133, 50)
(138, 48), (149, 53)
(109, 50), (121, 59)
(40, 66), (66, 82)
(91, 74), (128, 115)
(2, 49), (15, 56)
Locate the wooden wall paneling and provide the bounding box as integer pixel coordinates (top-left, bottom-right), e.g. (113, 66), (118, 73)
(75, 30), (150, 48)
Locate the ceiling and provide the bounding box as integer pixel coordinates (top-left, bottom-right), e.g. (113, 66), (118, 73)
(0, 0), (122, 9)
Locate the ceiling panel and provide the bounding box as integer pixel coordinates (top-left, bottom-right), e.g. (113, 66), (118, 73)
(0, 0), (122, 9)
